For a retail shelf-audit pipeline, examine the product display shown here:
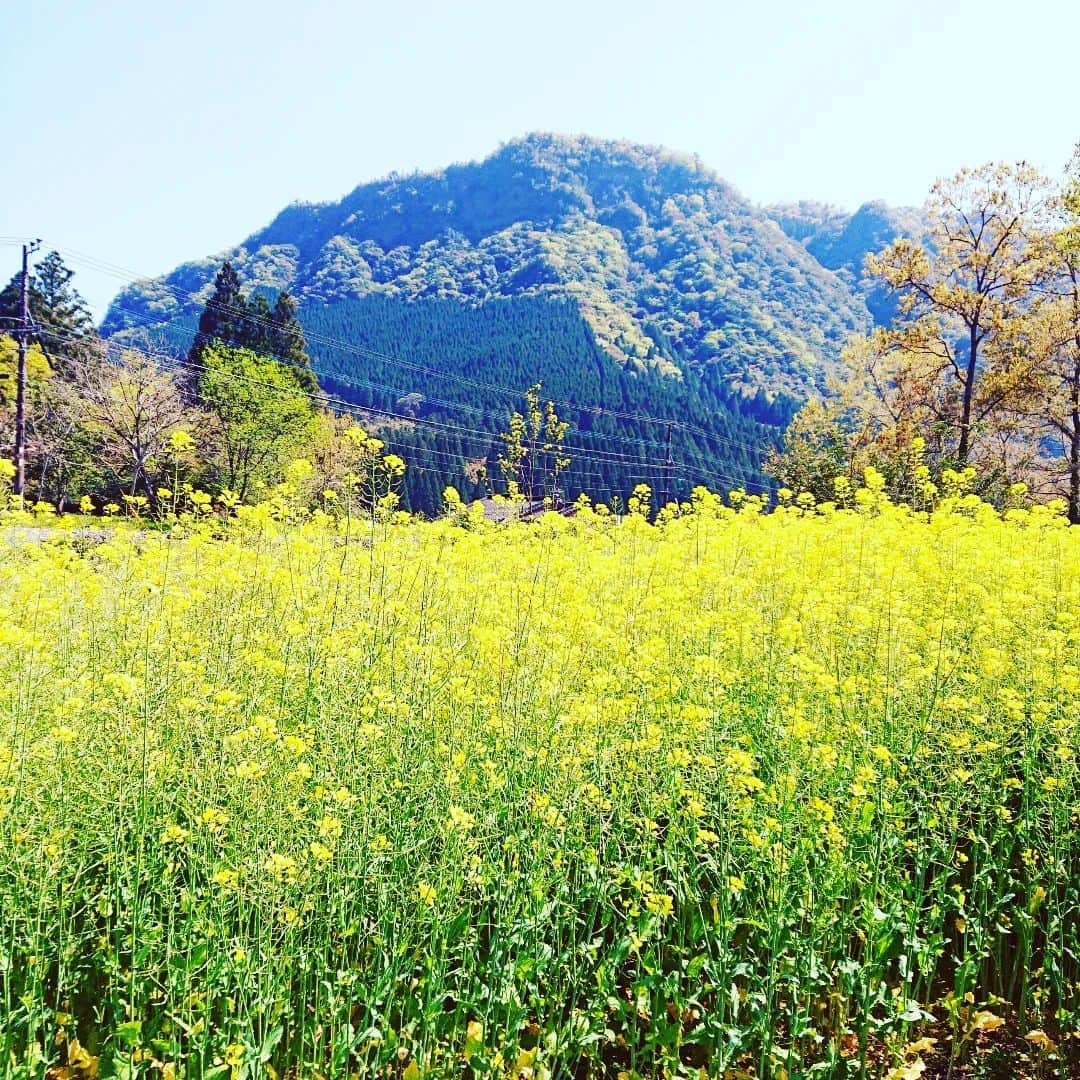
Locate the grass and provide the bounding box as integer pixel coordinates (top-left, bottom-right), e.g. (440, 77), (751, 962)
(0, 486), (1077, 1079)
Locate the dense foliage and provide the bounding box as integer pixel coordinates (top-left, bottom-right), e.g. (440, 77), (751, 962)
(196, 344), (317, 501)
(305, 295), (794, 513)
(101, 134), (879, 395)
(764, 200), (926, 325)
(103, 136), (876, 391)
(0, 480), (1077, 1079)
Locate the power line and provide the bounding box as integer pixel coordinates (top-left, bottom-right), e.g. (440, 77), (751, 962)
(6, 240), (773, 497)
(34, 319), (760, 498)
(48, 243), (776, 456)
(82, 290), (756, 471)
(88, 285), (772, 476)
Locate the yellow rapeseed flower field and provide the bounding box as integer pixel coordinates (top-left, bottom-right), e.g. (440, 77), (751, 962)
(0, 482), (1077, 1078)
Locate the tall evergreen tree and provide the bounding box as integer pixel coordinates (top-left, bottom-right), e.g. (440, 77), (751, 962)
(187, 260), (245, 372)
(0, 250), (94, 366)
(32, 252), (94, 339)
(240, 291), (274, 355)
(186, 265), (317, 394)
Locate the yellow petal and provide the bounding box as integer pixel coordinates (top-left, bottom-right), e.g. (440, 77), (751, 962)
(1025, 1029), (1057, 1051)
(970, 1010), (1005, 1034)
(904, 1037), (937, 1054)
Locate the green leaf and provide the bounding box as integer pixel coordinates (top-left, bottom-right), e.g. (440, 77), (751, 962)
(114, 1021), (142, 1048)
(259, 1022), (284, 1062)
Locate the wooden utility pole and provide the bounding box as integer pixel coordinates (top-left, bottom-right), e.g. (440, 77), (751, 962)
(660, 421), (675, 509)
(14, 240), (40, 497)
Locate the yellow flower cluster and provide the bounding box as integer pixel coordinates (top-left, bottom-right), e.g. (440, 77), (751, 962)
(0, 482), (1077, 1077)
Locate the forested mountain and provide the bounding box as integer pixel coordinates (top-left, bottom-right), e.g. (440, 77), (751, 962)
(764, 199), (925, 324)
(100, 134), (909, 512)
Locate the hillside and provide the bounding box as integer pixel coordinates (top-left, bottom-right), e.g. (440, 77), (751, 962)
(765, 198), (925, 324)
(306, 295), (794, 512)
(100, 134), (909, 510)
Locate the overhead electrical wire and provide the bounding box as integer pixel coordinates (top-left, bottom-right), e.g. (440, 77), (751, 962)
(5, 241), (775, 495)
(73, 287), (767, 482)
(48, 243), (778, 457)
(31, 318), (759, 498)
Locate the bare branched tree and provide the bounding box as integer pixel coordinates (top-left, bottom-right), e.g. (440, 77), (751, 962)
(60, 344), (198, 504)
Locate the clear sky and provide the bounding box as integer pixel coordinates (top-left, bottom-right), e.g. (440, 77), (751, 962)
(3, 0), (1078, 317)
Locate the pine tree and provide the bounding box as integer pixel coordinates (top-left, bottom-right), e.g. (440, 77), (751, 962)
(187, 261), (245, 372)
(0, 250), (94, 365)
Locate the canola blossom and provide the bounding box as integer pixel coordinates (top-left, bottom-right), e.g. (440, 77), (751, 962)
(0, 487), (1078, 1078)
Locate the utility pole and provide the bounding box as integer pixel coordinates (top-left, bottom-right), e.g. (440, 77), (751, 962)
(660, 421), (675, 510)
(14, 240), (40, 498)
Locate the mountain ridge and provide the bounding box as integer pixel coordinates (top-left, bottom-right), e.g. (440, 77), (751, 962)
(98, 134), (922, 511)
(102, 133), (914, 395)
(764, 197), (925, 324)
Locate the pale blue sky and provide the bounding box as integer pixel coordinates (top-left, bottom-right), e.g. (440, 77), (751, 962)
(4, 0), (1078, 317)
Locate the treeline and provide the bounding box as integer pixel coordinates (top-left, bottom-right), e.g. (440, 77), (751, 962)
(0, 259), (402, 517)
(768, 154), (1080, 523)
(3, 255), (791, 518)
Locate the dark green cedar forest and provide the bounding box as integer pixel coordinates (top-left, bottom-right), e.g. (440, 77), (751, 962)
(305, 296), (795, 512)
(98, 134), (919, 514)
